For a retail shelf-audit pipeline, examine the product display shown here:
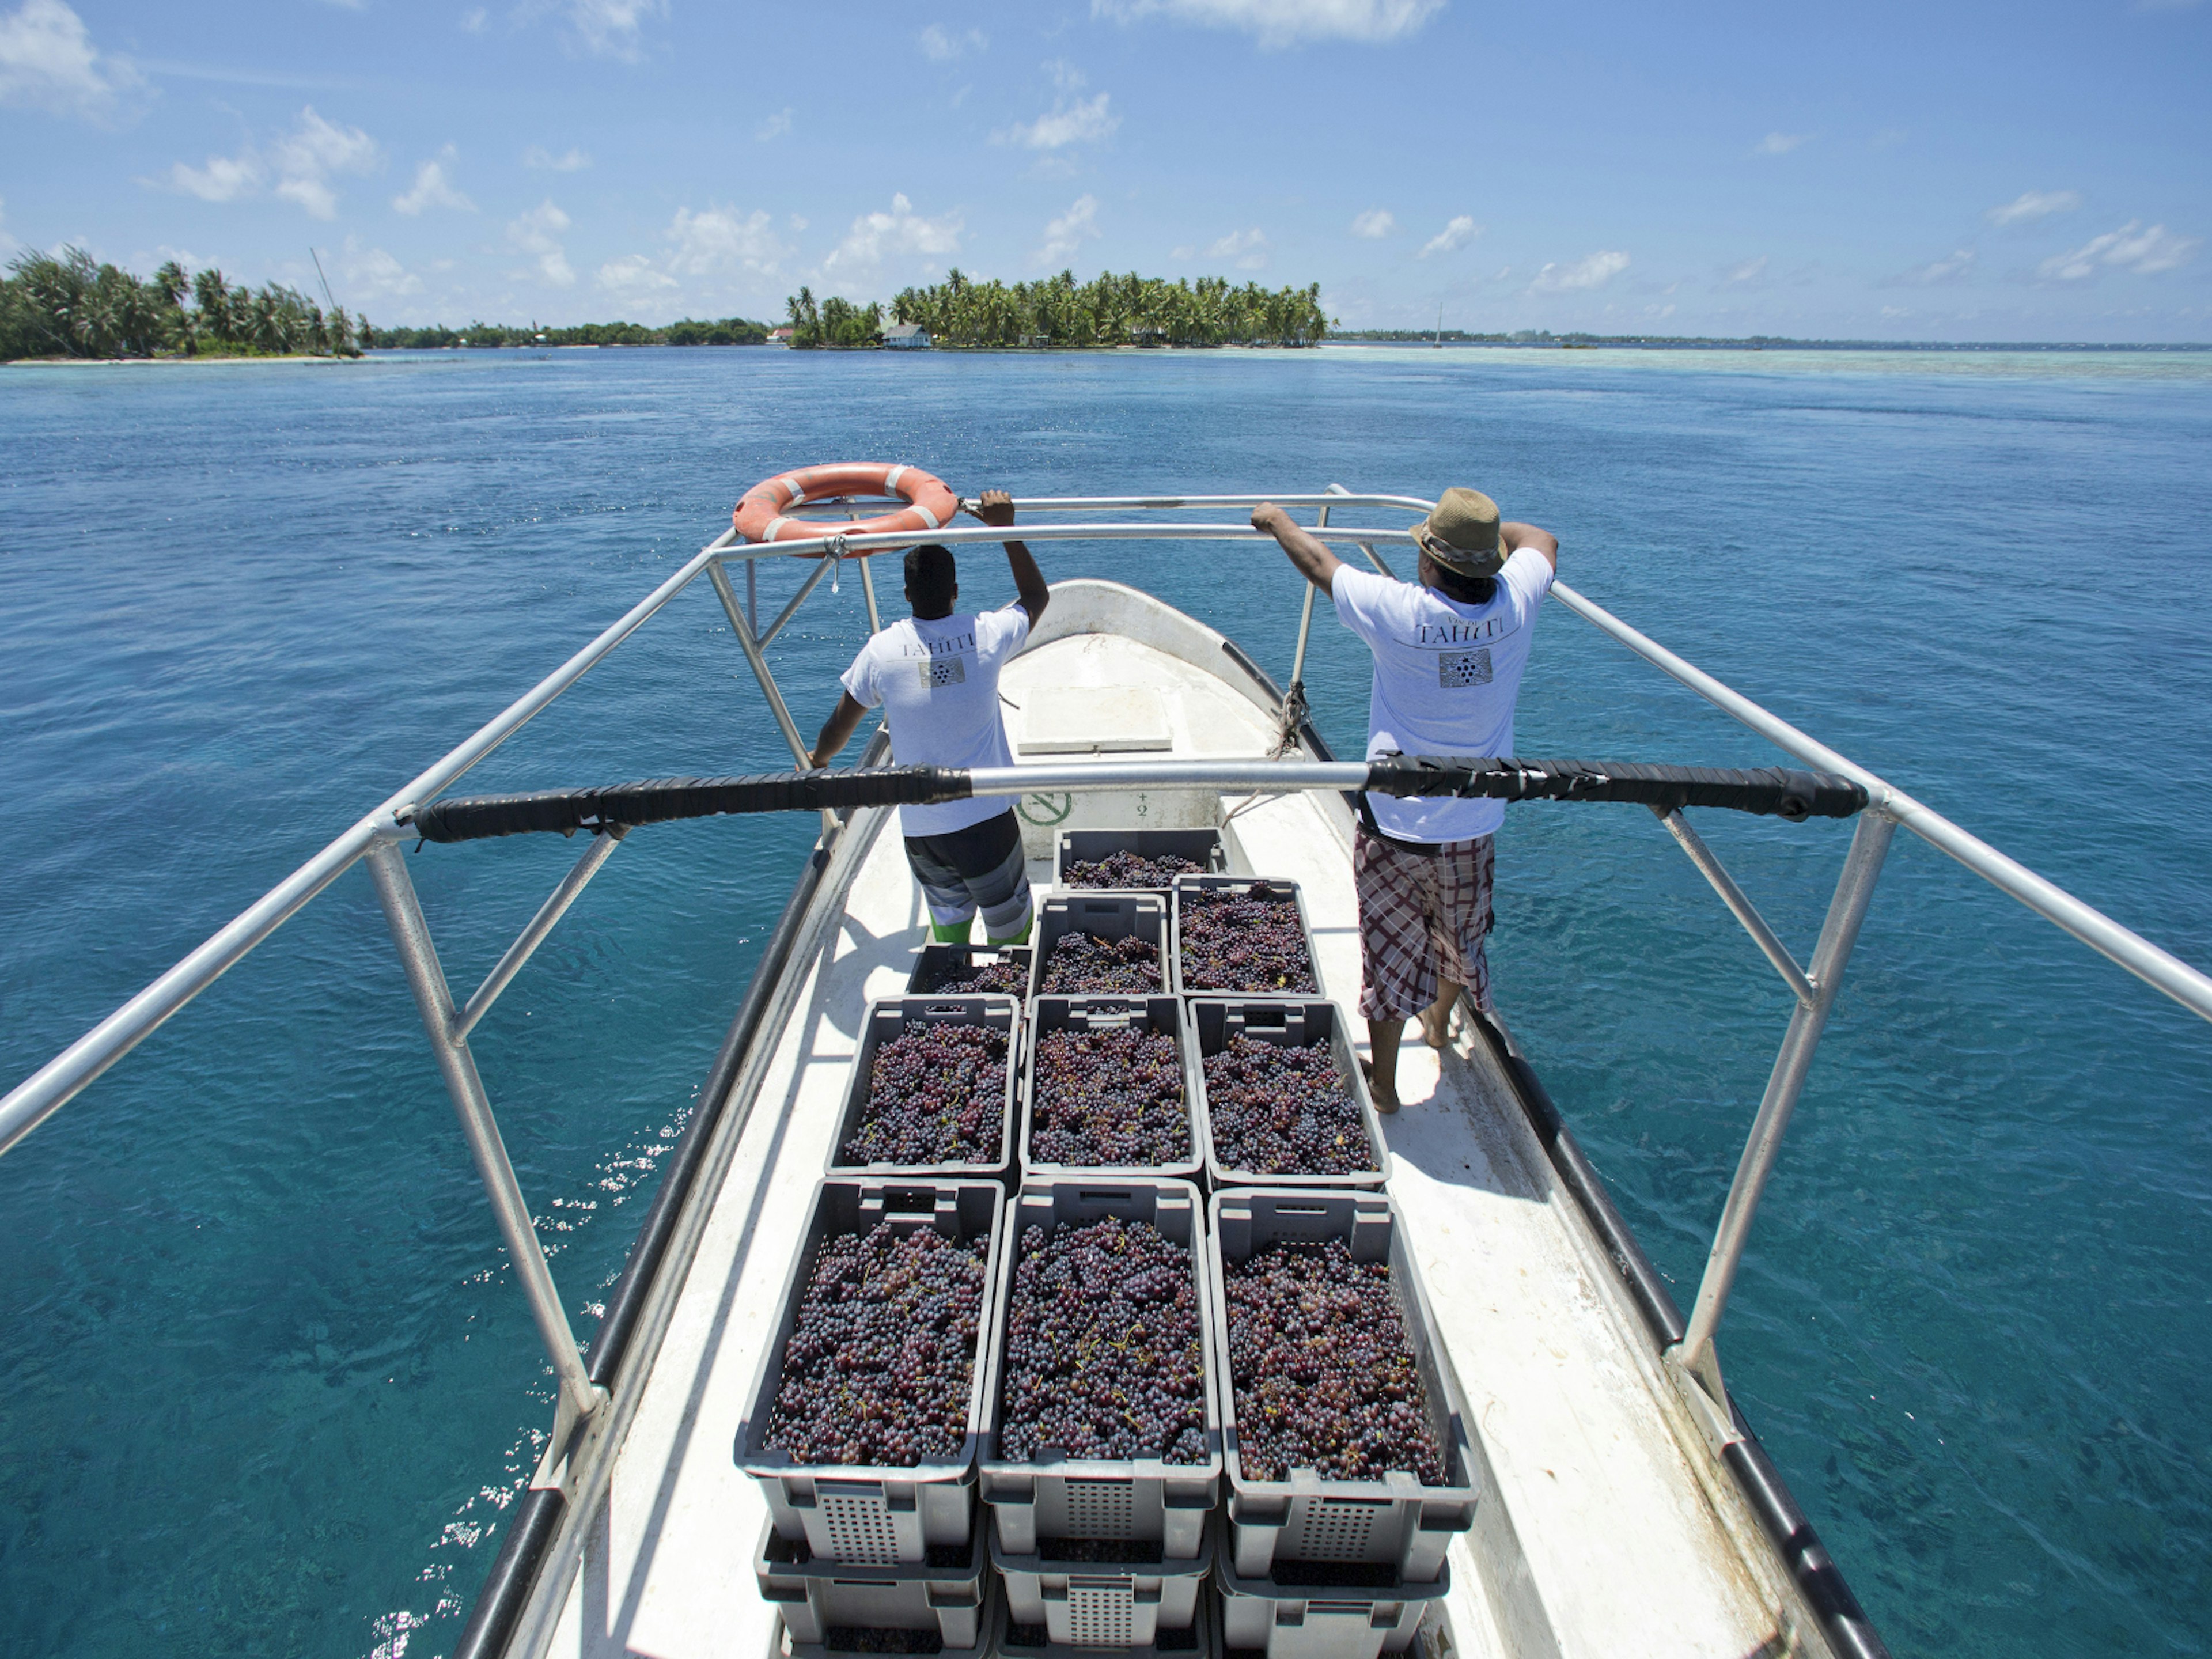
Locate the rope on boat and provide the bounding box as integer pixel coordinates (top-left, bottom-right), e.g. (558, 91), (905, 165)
(404, 758), (1865, 843)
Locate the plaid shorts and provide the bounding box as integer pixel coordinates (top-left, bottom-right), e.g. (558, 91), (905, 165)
(1353, 828), (1495, 1021)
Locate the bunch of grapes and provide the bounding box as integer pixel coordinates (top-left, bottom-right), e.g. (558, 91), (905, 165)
(1202, 1035), (1376, 1176)
(997, 1216), (1209, 1465)
(840, 1022), (1009, 1168)
(1063, 850), (1203, 891)
(911, 951), (1029, 995)
(1039, 930), (1162, 994)
(1029, 1025), (1188, 1169)
(1177, 885), (1316, 993)
(1222, 1238), (1447, 1485)
(764, 1221), (988, 1467)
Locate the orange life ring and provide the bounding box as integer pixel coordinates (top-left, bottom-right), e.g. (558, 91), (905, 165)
(733, 462), (960, 555)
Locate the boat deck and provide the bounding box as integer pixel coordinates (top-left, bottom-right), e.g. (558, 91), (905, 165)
(539, 587), (1817, 1658)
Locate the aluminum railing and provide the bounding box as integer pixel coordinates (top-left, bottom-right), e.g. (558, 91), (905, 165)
(6, 484), (2210, 1480)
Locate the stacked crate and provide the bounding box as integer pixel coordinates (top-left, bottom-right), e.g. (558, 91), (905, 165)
(738, 825), (1479, 1656)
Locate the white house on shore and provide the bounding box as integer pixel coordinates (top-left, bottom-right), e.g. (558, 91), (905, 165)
(883, 322), (930, 349)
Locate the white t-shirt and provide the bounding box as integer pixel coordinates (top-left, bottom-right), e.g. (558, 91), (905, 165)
(1332, 549), (1554, 843)
(840, 605), (1033, 838)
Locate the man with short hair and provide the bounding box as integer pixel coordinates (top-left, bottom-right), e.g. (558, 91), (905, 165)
(811, 489), (1048, 945)
(1251, 489), (1558, 1109)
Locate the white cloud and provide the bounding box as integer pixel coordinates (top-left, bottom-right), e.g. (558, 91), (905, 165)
(166, 151), (262, 203)
(756, 107), (792, 141)
(919, 24), (987, 59)
(1202, 226), (1270, 269)
(393, 147), (474, 215)
(1036, 194), (1101, 266)
(153, 105), (377, 218)
(0, 196), (16, 256)
(998, 61), (1119, 149)
(1350, 208), (1393, 238)
(459, 6), (488, 31)
(271, 106), (380, 218)
(1896, 248), (1974, 285)
(2040, 221), (2200, 281)
(821, 192), (963, 281)
(1418, 215), (1479, 257)
(597, 253), (677, 294)
(1987, 189), (2080, 226)
(1093, 0), (1442, 48)
(569, 0), (662, 60)
(524, 145), (591, 171)
(1755, 131), (1805, 155)
(507, 199), (575, 286)
(0, 0), (143, 120)
(1529, 250), (1630, 291)
(666, 204), (787, 276)
(341, 238), (422, 300)
(1721, 255), (1768, 286)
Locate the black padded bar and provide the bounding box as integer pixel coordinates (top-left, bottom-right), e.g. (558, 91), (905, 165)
(409, 766), (971, 843)
(1363, 756), (1868, 821)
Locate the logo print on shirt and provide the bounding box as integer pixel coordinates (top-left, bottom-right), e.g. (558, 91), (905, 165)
(1437, 647), (1493, 688)
(922, 655), (968, 689)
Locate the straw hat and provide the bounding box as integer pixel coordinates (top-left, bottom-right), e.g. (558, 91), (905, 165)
(1413, 487), (1507, 578)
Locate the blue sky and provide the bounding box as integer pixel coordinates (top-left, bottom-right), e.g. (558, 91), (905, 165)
(2, 0), (2207, 340)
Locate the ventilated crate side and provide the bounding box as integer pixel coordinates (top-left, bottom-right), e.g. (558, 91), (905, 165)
(1214, 1558), (1449, 1659)
(755, 1514), (987, 1647)
(979, 1177), (1223, 1560)
(1169, 878), (1321, 1001)
(1188, 1000), (1389, 1191)
(1030, 893), (1171, 1001)
(825, 997), (1020, 1181)
(995, 1584), (1218, 1658)
(988, 1516), (1215, 1646)
(1020, 995), (1206, 1183)
(1054, 828), (1227, 892)
(736, 1179), (1005, 1565)
(1207, 1189), (1479, 1580)
(907, 943), (1034, 999)
(783, 1580), (1001, 1659)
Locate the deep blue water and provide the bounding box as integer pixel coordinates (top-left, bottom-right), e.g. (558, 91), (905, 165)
(2, 345), (2209, 1658)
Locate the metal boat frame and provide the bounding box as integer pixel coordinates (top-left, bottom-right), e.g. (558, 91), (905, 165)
(7, 487), (2211, 1658)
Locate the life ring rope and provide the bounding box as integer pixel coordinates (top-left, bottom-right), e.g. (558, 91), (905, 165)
(733, 462), (961, 556)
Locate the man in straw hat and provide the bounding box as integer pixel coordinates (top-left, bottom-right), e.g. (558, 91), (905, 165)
(1251, 489), (1558, 1110)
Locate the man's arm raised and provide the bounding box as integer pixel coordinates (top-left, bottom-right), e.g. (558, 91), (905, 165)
(972, 488), (1048, 624)
(1251, 502), (1347, 593)
(1502, 520), (1559, 573)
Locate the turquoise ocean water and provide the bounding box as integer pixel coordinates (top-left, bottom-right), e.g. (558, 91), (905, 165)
(2, 345), (2209, 1657)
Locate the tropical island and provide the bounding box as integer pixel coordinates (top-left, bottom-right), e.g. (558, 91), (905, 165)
(2, 248), (367, 361)
(785, 270), (1331, 349)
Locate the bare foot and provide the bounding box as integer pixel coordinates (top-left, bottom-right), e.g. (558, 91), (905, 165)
(1360, 1058), (1400, 1114)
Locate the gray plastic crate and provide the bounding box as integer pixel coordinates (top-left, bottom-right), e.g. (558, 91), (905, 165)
(1032, 893), (1170, 999)
(736, 1179), (1005, 1565)
(907, 944), (1033, 999)
(1055, 828), (1226, 892)
(827, 998), (1019, 1180)
(782, 1579), (1000, 1659)
(1214, 1558), (1448, 1658)
(1207, 1190), (1478, 1580)
(755, 1512), (986, 1648)
(997, 1582), (1218, 1658)
(990, 1513), (1217, 1646)
(980, 1177), (1221, 1560)
(1170, 878), (1321, 1000)
(1021, 997), (1205, 1182)
(1188, 1001), (1388, 1191)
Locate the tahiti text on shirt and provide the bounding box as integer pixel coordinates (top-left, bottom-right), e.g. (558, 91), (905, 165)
(901, 632), (978, 657)
(1414, 615), (1513, 646)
